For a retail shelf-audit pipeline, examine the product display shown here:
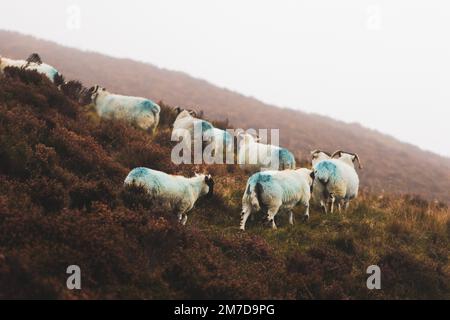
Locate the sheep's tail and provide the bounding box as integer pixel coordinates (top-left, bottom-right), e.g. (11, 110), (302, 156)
(314, 169), (330, 186)
(314, 161), (337, 186)
(250, 182), (264, 211)
(245, 182), (261, 211)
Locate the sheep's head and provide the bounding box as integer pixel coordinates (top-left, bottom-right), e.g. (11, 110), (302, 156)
(196, 173), (214, 198)
(311, 150), (331, 167)
(205, 174), (214, 198)
(175, 107), (197, 118)
(175, 108), (196, 121)
(80, 85), (105, 105)
(332, 150), (363, 170)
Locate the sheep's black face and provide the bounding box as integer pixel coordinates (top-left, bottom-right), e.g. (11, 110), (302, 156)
(205, 175), (214, 198)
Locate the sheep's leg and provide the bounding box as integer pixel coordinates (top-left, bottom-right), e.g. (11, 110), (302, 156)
(337, 202), (342, 213)
(181, 214), (188, 226)
(177, 212), (183, 223)
(329, 194), (336, 214)
(303, 204), (310, 221)
(267, 207), (279, 230)
(320, 200), (328, 214)
(288, 211), (294, 225)
(240, 206), (252, 231)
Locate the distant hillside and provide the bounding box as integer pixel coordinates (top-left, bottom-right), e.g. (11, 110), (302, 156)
(1, 30), (449, 202)
(0, 67), (448, 299)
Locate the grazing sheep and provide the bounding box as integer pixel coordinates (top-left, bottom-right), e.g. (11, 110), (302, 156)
(171, 109), (217, 161)
(240, 168), (314, 230)
(124, 167), (214, 225)
(237, 132), (296, 171)
(83, 85), (161, 132)
(172, 109), (214, 141)
(312, 150), (362, 213)
(0, 53), (63, 84)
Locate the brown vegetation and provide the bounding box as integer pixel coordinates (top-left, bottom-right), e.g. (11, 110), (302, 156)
(0, 68), (449, 299)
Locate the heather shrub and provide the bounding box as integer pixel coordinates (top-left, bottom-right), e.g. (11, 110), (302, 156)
(0, 70), (448, 299)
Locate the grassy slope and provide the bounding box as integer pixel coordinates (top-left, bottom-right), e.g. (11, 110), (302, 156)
(0, 69), (449, 299)
(1, 30), (450, 203)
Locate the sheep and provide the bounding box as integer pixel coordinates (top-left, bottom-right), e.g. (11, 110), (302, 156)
(171, 108), (216, 156)
(240, 168), (314, 230)
(124, 167), (214, 225)
(237, 132), (296, 171)
(0, 53), (63, 85)
(83, 85), (161, 132)
(172, 108), (214, 141)
(312, 150), (363, 214)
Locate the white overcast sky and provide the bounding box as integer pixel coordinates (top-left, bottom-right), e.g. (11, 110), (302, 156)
(1, 0), (449, 156)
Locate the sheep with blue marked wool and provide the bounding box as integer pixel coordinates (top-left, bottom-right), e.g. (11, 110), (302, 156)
(312, 150), (362, 213)
(0, 53), (63, 84)
(84, 85), (161, 132)
(237, 132), (296, 171)
(240, 168), (314, 230)
(124, 167), (214, 225)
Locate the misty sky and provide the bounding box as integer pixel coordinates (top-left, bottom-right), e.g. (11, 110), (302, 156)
(1, 0), (449, 156)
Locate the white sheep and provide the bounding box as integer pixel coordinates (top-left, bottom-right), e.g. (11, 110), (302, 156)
(240, 168), (314, 230)
(312, 150), (362, 213)
(84, 85), (161, 132)
(172, 108), (214, 143)
(172, 108), (233, 163)
(0, 53), (63, 84)
(237, 132), (296, 171)
(124, 167), (214, 225)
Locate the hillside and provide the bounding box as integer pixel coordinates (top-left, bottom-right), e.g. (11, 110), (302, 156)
(0, 66), (449, 299)
(1, 30), (449, 202)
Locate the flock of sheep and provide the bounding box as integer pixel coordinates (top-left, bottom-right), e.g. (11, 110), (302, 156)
(0, 53), (363, 231)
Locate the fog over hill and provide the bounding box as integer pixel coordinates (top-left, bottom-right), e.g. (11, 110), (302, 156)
(1, 30), (449, 202)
